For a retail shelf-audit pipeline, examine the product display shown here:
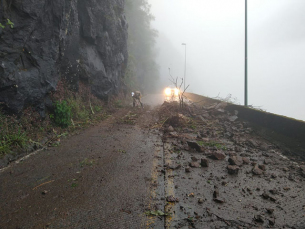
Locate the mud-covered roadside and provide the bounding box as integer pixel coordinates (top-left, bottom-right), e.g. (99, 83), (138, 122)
(156, 100), (305, 228)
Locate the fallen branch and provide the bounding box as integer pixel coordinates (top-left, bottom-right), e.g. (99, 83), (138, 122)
(33, 180), (55, 190)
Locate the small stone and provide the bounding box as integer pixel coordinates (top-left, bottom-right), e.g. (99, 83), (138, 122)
(198, 198), (204, 204)
(189, 162), (200, 168)
(213, 187), (219, 199)
(235, 146), (243, 152)
(228, 156), (243, 166)
(229, 152), (237, 157)
(213, 198), (225, 203)
(200, 158), (209, 167)
(262, 191), (270, 199)
(264, 159), (272, 165)
(252, 165), (263, 175)
(209, 152), (226, 160)
(247, 139), (258, 148)
(191, 156), (198, 161)
(269, 189), (278, 195)
(41, 190), (48, 195)
(271, 173), (277, 178)
(221, 181), (228, 186)
(283, 167), (289, 172)
(227, 165), (239, 175)
(262, 152), (270, 157)
(269, 218), (275, 226)
(167, 126), (174, 132)
(187, 141), (202, 152)
(288, 173), (294, 181)
(242, 157), (250, 164)
(266, 208), (274, 214)
(260, 144), (269, 151)
(167, 195), (179, 202)
(167, 163), (181, 170)
(247, 187), (253, 195)
(169, 132), (179, 137)
(258, 164), (266, 171)
(269, 196), (277, 202)
(254, 215), (264, 223)
(299, 165), (305, 175)
(185, 167), (191, 173)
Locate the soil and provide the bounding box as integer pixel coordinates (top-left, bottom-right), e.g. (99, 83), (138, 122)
(1, 94), (305, 229)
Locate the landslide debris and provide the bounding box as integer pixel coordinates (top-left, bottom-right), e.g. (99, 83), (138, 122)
(155, 100), (305, 228)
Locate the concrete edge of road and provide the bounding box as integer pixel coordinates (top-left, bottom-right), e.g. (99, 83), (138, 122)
(185, 92), (305, 156)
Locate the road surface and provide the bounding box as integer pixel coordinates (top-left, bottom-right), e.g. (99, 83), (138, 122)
(1, 94), (305, 228)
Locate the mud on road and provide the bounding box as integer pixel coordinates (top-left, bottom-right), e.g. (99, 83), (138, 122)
(1, 96), (305, 229)
(159, 101), (305, 229)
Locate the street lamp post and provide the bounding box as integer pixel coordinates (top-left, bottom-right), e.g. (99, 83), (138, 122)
(245, 0), (248, 106)
(182, 43), (186, 91)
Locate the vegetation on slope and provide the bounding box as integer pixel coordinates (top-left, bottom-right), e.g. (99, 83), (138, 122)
(0, 80), (129, 160)
(124, 0), (159, 93)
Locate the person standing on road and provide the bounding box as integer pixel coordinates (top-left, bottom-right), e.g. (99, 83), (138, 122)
(132, 91), (143, 108)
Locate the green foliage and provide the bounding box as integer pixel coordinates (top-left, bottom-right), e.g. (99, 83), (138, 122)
(114, 99), (123, 108)
(94, 106), (102, 112)
(6, 19), (14, 28)
(80, 158), (95, 167)
(0, 19), (14, 29)
(125, 0), (159, 93)
(145, 210), (169, 216)
(0, 111), (28, 156)
(67, 97), (89, 122)
(53, 101), (72, 128)
(197, 141), (227, 150)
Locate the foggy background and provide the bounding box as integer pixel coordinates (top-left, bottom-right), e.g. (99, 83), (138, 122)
(149, 0), (305, 121)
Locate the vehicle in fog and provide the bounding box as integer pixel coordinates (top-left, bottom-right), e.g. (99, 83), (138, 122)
(164, 86), (180, 102)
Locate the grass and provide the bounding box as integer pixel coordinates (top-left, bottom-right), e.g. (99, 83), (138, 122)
(197, 140), (227, 150)
(0, 82), (129, 159)
(114, 99), (123, 108)
(0, 112), (29, 157)
(80, 158), (95, 167)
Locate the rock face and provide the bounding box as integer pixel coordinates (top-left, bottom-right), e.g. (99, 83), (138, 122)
(0, 0), (128, 115)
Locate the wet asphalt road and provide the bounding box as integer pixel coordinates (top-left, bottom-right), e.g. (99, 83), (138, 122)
(1, 94), (305, 229)
(0, 96), (166, 229)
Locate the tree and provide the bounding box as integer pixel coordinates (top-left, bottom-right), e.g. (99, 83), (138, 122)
(124, 0), (159, 93)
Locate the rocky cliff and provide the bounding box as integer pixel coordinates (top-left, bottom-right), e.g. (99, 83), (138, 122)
(0, 0), (128, 116)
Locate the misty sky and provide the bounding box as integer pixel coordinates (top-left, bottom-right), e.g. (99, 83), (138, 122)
(148, 0), (305, 121)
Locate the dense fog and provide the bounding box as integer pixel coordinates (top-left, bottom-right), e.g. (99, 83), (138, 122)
(149, 0), (305, 121)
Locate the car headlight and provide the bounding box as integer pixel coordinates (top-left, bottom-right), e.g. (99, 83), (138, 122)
(164, 88), (171, 96)
(174, 88), (179, 96)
